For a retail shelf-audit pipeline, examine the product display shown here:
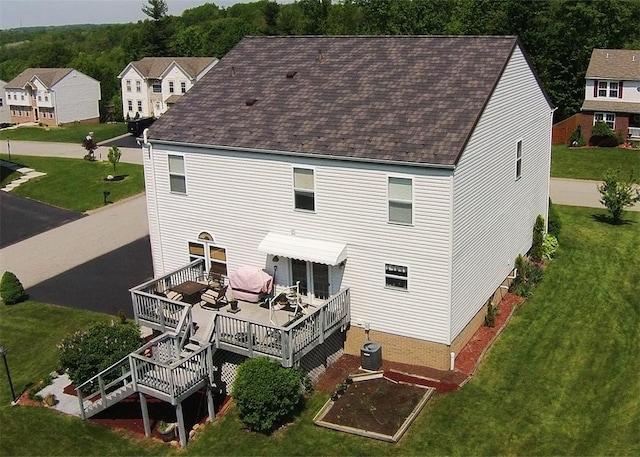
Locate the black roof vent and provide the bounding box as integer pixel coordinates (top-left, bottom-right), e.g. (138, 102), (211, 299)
(286, 71), (298, 79)
(245, 98), (258, 106)
(230, 66), (236, 77)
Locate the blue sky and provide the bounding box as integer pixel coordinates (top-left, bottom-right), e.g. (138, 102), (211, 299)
(0, 0), (246, 30)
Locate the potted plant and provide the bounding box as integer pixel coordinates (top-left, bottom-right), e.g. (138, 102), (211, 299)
(157, 420), (176, 442)
(229, 298), (239, 311)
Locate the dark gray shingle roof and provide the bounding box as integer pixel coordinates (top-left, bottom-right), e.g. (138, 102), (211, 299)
(150, 36), (524, 166)
(129, 57), (218, 79)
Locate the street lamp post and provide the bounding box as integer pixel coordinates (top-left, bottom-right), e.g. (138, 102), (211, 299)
(6, 138), (11, 161)
(0, 346), (17, 404)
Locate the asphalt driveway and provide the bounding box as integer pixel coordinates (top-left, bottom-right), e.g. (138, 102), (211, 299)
(26, 236), (153, 318)
(0, 191), (84, 248)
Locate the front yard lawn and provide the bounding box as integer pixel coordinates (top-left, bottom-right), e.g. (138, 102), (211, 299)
(0, 154), (144, 212)
(3, 205), (637, 456)
(0, 123), (127, 143)
(551, 145), (640, 180)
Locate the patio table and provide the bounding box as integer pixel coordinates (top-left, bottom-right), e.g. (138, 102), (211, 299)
(170, 281), (207, 304)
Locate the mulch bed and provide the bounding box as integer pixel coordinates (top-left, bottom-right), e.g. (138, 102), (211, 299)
(18, 292), (523, 442)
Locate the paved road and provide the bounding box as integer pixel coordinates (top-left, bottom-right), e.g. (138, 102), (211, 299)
(549, 177), (640, 212)
(0, 191), (84, 248)
(3, 135), (143, 164)
(0, 193), (149, 289)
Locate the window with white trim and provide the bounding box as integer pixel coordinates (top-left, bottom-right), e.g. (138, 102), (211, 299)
(7, 94), (10, 100)
(181, 82), (186, 94)
(168, 155), (186, 194)
(44, 94), (48, 102)
(20, 94), (24, 100)
(385, 263), (408, 290)
(594, 112), (615, 130)
(136, 80), (141, 93)
(169, 81), (174, 93)
(0, 98), (3, 107)
(126, 80), (131, 92)
(137, 100), (143, 112)
(152, 83), (161, 93)
(293, 167), (315, 211)
(127, 100), (133, 112)
(188, 232), (228, 276)
(38, 95), (41, 101)
(598, 81), (619, 98)
(388, 177), (413, 224)
(515, 140), (523, 180)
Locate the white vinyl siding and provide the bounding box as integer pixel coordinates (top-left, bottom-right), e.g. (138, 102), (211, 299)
(47, 71), (100, 124)
(145, 145), (453, 344)
(451, 44), (551, 343)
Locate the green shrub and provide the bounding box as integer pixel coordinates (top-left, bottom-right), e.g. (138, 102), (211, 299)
(232, 357), (303, 433)
(542, 234), (559, 260)
(0, 271), (25, 305)
(589, 121), (619, 147)
(530, 215), (545, 262)
(548, 199), (562, 239)
(569, 126), (586, 147)
(58, 321), (141, 389)
(598, 168), (640, 223)
(510, 254), (545, 298)
(485, 301), (499, 327)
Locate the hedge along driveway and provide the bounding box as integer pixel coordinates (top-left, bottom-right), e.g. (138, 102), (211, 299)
(0, 154), (144, 212)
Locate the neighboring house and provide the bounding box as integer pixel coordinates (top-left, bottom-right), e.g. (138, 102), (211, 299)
(4, 68), (101, 126)
(0, 79), (9, 124)
(75, 36), (552, 446)
(581, 48), (640, 141)
(117, 57), (218, 120)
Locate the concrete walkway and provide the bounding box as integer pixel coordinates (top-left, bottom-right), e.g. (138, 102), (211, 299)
(549, 177), (640, 212)
(0, 193), (149, 289)
(4, 136), (143, 164)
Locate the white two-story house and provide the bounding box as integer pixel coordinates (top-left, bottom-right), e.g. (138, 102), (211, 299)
(581, 48), (640, 140)
(132, 35), (553, 371)
(118, 57), (218, 120)
(75, 36), (552, 446)
(4, 68), (101, 126)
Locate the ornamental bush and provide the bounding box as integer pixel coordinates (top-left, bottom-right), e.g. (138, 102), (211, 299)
(589, 121), (619, 147)
(548, 199), (562, 239)
(530, 215), (546, 262)
(569, 126), (586, 147)
(510, 254), (544, 298)
(58, 321), (141, 389)
(0, 271), (25, 305)
(232, 357), (304, 433)
(598, 169), (640, 223)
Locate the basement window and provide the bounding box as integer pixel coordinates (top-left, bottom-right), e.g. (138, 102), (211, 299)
(385, 263), (408, 290)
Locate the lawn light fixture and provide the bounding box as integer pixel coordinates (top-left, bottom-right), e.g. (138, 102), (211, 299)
(0, 345), (17, 405)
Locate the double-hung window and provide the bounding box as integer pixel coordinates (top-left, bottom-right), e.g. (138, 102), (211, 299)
(136, 80), (141, 93)
(515, 140), (523, 180)
(598, 81), (619, 98)
(181, 82), (186, 94)
(385, 263), (408, 290)
(293, 167), (315, 211)
(168, 155), (186, 194)
(126, 80), (131, 92)
(594, 112), (615, 130)
(127, 100), (133, 112)
(137, 100), (143, 112)
(169, 81), (174, 93)
(388, 177), (412, 224)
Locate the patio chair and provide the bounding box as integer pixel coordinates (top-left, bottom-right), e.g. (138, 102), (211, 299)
(197, 271), (226, 291)
(201, 285), (229, 309)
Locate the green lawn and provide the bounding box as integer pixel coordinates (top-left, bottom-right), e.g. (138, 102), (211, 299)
(0, 123), (128, 143)
(551, 145), (640, 180)
(0, 205), (637, 456)
(1, 165), (20, 187)
(0, 154), (144, 212)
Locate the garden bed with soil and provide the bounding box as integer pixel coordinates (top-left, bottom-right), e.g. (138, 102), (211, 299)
(314, 373), (434, 442)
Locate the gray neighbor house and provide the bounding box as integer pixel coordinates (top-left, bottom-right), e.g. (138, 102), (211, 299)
(77, 36), (553, 447)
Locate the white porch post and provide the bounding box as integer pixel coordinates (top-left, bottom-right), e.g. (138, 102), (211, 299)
(139, 392), (151, 437)
(176, 402), (187, 447)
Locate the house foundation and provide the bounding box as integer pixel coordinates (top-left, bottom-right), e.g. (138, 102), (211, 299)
(344, 270), (515, 371)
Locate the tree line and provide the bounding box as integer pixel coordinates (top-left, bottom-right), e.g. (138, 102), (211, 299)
(1, 0), (638, 122)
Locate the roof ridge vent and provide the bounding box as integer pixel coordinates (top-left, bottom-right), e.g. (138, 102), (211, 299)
(245, 98), (258, 106)
(286, 71), (298, 79)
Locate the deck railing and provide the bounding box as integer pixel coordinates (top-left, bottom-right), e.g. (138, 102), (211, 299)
(215, 288), (350, 367)
(130, 259), (204, 333)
